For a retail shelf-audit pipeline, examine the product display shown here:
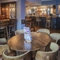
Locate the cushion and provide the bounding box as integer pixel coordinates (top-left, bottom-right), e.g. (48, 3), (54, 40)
(0, 38), (7, 44)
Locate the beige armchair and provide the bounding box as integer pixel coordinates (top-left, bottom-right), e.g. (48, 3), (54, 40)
(15, 30), (24, 35)
(0, 38), (7, 44)
(0, 45), (10, 55)
(35, 42), (59, 60)
(2, 49), (30, 60)
(50, 33), (60, 43)
(36, 28), (50, 35)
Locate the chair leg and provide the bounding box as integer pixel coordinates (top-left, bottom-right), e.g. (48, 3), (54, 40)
(6, 26), (9, 40)
(9, 25), (16, 38)
(3, 28), (6, 38)
(45, 21), (51, 29)
(31, 21), (35, 31)
(57, 51), (60, 60)
(9, 27), (10, 39)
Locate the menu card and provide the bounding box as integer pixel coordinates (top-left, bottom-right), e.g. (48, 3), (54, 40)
(23, 27), (32, 43)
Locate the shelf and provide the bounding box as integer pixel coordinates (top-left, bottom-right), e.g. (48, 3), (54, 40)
(1, 2), (16, 19)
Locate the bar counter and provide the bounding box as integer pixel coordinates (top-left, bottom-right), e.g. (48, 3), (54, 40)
(25, 16), (60, 29)
(51, 17), (60, 29)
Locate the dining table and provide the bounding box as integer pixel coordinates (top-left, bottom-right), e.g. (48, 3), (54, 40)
(8, 32), (51, 51)
(8, 32), (51, 60)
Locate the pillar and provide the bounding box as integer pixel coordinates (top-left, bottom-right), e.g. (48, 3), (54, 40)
(56, 0), (58, 14)
(21, 0), (25, 29)
(16, 0), (25, 30)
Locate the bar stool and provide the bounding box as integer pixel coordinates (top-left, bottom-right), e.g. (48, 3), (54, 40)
(36, 17), (41, 27)
(9, 19), (16, 38)
(46, 16), (51, 28)
(25, 20), (35, 31)
(0, 21), (8, 39)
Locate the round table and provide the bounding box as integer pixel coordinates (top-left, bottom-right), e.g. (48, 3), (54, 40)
(8, 32), (51, 51)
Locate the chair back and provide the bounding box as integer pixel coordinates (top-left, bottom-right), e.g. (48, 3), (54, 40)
(35, 42), (59, 60)
(0, 21), (8, 27)
(50, 33), (60, 42)
(9, 19), (16, 26)
(36, 28), (50, 35)
(0, 45), (10, 55)
(3, 49), (30, 60)
(50, 42), (59, 52)
(15, 30), (24, 35)
(0, 38), (7, 44)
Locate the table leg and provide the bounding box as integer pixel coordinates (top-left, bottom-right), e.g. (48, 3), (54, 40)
(16, 51), (37, 60)
(30, 51), (37, 60)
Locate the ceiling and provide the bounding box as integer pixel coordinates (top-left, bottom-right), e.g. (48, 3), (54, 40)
(25, 0), (53, 6)
(25, 1), (41, 6)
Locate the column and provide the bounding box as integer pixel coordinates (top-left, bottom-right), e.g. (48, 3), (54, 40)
(56, 5), (58, 14)
(21, 0), (25, 29)
(16, 0), (25, 30)
(56, 0), (58, 14)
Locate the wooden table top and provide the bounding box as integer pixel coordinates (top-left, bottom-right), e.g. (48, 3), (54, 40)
(8, 32), (51, 51)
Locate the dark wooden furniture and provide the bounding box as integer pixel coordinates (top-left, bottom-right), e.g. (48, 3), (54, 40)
(0, 20), (9, 39)
(51, 17), (56, 29)
(1, 2), (16, 19)
(8, 19), (16, 38)
(25, 20), (35, 31)
(25, 17), (35, 31)
(51, 17), (60, 29)
(1, 3), (9, 19)
(8, 32), (51, 51)
(56, 17), (60, 29)
(40, 17), (46, 28)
